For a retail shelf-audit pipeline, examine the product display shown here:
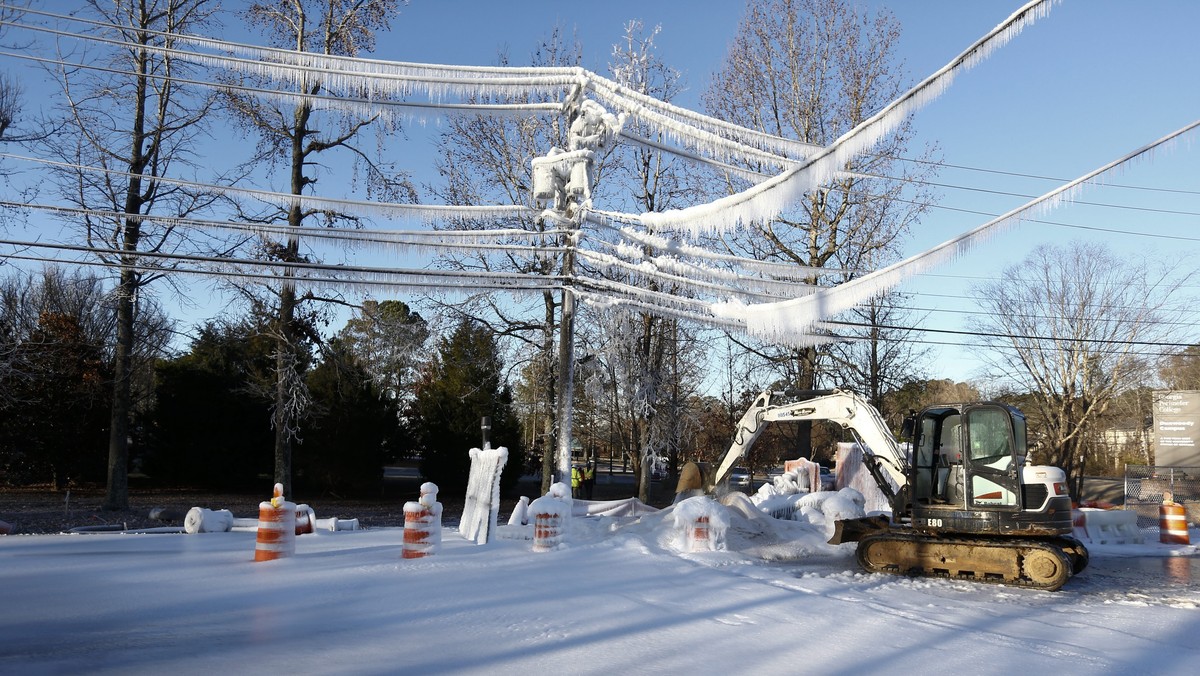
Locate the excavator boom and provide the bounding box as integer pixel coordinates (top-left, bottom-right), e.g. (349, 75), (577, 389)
(708, 389), (908, 498)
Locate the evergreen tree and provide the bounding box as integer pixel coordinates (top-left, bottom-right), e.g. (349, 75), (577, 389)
(298, 339), (404, 496)
(147, 321), (275, 489)
(412, 321), (524, 495)
(335, 300), (428, 409)
(2, 311), (110, 487)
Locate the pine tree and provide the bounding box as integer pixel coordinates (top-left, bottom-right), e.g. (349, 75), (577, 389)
(412, 321), (524, 495)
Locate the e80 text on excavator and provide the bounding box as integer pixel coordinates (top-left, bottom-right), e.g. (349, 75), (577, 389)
(701, 389), (1089, 591)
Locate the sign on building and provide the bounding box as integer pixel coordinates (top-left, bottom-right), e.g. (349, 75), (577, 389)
(1152, 390), (1200, 466)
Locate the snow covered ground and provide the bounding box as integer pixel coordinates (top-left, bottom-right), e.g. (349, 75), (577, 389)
(2, 499), (1198, 675)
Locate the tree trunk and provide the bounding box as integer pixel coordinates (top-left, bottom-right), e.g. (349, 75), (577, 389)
(103, 272), (135, 511)
(273, 97), (310, 494)
(104, 47), (149, 510)
(274, 282), (296, 491)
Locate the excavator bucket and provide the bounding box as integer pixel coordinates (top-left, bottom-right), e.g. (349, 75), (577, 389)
(828, 515), (891, 545)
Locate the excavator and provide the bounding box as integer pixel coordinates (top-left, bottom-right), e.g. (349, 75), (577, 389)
(699, 388), (1089, 591)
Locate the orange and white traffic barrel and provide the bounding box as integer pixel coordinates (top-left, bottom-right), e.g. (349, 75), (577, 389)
(529, 494), (568, 552)
(254, 483), (297, 562)
(1159, 502), (1190, 545)
(688, 515), (711, 552)
(402, 502), (437, 559)
(532, 511), (563, 552)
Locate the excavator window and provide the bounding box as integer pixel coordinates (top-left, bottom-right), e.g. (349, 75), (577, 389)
(966, 408), (1013, 468)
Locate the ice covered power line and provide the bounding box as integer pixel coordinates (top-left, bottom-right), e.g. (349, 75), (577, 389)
(12, 0), (1195, 355)
(0, 5), (816, 163)
(5, 201), (572, 254)
(0, 48), (564, 123)
(0, 252), (563, 295)
(619, 0), (1057, 235)
(0, 153), (536, 226)
(901, 156), (1200, 197)
(0, 237), (567, 292)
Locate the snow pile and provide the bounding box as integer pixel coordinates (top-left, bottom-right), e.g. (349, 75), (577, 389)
(748, 487), (868, 540)
(750, 463), (819, 502)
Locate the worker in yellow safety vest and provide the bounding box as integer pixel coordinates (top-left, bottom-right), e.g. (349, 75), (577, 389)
(582, 462), (596, 499)
(571, 465), (582, 498)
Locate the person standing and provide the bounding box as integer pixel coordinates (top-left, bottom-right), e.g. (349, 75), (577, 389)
(583, 461), (596, 500)
(571, 465), (582, 499)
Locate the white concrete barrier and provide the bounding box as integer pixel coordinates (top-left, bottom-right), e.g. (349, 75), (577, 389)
(1073, 507), (1143, 545)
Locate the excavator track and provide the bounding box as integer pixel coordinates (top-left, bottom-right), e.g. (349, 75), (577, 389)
(856, 532), (1087, 591)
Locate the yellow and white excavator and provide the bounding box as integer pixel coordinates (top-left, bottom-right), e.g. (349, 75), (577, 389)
(699, 388), (1089, 591)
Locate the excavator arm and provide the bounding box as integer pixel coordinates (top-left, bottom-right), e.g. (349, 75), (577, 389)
(707, 389), (909, 500)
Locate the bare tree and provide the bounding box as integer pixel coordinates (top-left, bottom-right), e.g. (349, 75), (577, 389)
(0, 71), (18, 140)
(1160, 346), (1200, 390)
(969, 240), (1187, 492)
(36, 0), (220, 509)
(702, 0), (937, 454)
(592, 20), (701, 501)
(826, 290), (929, 415)
(224, 0), (407, 492)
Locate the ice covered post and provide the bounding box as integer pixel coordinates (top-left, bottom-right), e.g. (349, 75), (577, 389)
(459, 446), (509, 545)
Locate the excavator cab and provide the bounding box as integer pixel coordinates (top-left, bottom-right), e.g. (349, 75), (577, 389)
(905, 402), (1072, 538)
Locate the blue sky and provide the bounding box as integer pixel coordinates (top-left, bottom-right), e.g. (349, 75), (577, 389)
(6, 1), (1199, 385)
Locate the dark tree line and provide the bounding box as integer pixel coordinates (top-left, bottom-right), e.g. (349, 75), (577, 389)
(1, 269), (524, 498)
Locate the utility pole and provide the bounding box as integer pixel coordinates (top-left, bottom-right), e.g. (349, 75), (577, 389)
(530, 88), (624, 487)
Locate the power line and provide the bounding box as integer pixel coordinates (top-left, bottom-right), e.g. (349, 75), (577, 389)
(824, 319), (1198, 359)
(901, 156), (1200, 198)
(5, 24), (1197, 241)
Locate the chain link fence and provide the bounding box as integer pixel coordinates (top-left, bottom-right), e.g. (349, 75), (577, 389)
(1124, 465), (1200, 528)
